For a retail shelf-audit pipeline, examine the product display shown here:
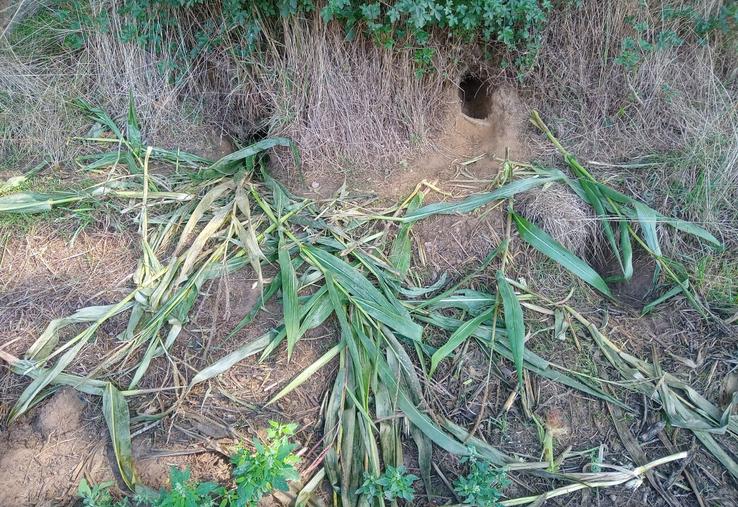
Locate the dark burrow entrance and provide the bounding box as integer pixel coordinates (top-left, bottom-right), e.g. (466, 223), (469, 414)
(458, 74), (492, 119)
(593, 246), (658, 309)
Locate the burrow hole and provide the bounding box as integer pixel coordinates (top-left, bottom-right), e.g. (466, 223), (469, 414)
(458, 74), (492, 119)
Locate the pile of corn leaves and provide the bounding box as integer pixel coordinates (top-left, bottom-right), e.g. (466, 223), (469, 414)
(1, 103), (735, 504)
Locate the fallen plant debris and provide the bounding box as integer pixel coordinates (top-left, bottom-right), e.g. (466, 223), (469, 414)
(0, 103), (731, 505)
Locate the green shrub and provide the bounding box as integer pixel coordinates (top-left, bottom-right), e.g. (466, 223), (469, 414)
(68, 0), (560, 75)
(616, 3), (738, 70)
(75, 422), (300, 507)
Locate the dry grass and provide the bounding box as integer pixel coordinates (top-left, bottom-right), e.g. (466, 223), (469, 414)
(199, 12), (463, 176)
(516, 184), (597, 257)
(2, 2), (466, 178)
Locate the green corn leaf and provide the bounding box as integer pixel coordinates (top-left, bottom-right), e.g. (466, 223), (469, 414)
(189, 332), (272, 388)
(127, 93), (142, 151)
(404, 175), (563, 221)
(10, 295), (136, 421)
(0, 191), (85, 213)
(633, 201), (662, 283)
(358, 332), (472, 457)
(619, 221), (633, 281)
(172, 181), (234, 256)
(641, 283), (686, 315)
(279, 232), (300, 358)
(199, 138), (296, 179)
(102, 383), (138, 489)
(305, 246), (423, 341)
(580, 179), (623, 274)
(429, 309), (492, 376)
(497, 271), (525, 386)
(26, 303), (129, 361)
(267, 342), (344, 405)
(224, 270), (282, 344)
(295, 468), (326, 507)
(397, 273), (448, 298)
(0, 161), (46, 193)
(390, 193), (423, 278)
(75, 98), (122, 139)
(512, 212), (613, 298)
(694, 431), (738, 480)
(422, 289), (494, 315)
(76, 151), (125, 171)
(595, 183), (721, 248)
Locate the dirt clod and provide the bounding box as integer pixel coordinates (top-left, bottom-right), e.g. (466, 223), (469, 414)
(36, 387), (84, 438)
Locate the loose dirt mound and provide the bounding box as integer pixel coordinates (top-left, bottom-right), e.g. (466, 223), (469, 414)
(0, 388), (112, 506)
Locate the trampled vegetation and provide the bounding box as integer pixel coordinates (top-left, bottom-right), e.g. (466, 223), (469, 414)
(1, 98), (736, 504)
(1, 0), (737, 506)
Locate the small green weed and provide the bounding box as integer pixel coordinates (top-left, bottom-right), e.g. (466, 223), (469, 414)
(229, 421), (301, 506)
(356, 465), (418, 503)
(453, 455), (510, 507)
(148, 467), (224, 507)
(77, 479), (130, 507)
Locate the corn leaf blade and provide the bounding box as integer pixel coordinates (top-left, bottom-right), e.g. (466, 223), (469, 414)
(497, 271), (525, 386)
(102, 383), (138, 489)
(513, 212), (613, 298)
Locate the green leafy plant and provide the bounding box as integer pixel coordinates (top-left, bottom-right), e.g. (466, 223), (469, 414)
(149, 467), (224, 507)
(230, 421), (301, 506)
(98, 0), (558, 77)
(453, 455), (510, 507)
(77, 479), (130, 507)
(357, 465), (418, 502)
(615, 4), (737, 70)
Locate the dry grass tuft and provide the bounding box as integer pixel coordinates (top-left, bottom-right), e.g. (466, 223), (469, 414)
(516, 184), (597, 257)
(221, 15), (461, 176)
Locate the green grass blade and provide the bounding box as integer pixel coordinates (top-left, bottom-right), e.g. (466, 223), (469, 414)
(267, 342), (344, 405)
(103, 383), (138, 489)
(127, 93), (142, 151)
(404, 175), (563, 221)
(189, 332), (272, 388)
(390, 193), (423, 278)
(512, 212), (613, 298)
(430, 309), (492, 376)
(305, 246), (423, 341)
(279, 232), (300, 358)
(497, 271), (525, 386)
(619, 221), (633, 281)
